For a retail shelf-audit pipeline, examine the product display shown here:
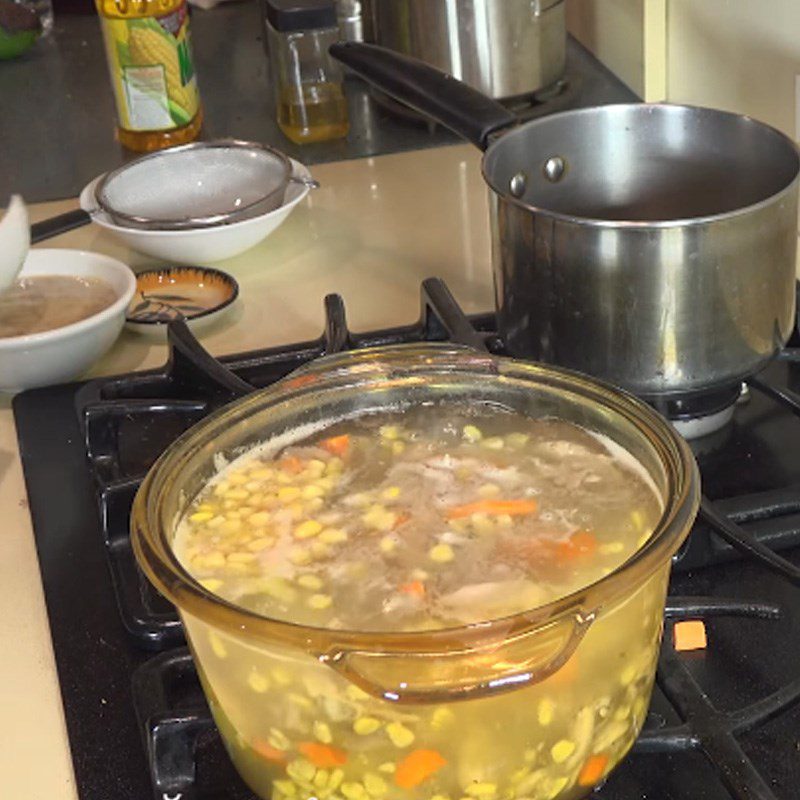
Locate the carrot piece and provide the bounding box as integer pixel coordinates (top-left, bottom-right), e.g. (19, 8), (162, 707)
(279, 455), (304, 474)
(445, 498), (538, 520)
(285, 374), (317, 390)
(252, 739), (288, 765)
(673, 620), (707, 652)
(297, 741), (348, 768)
(578, 753), (610, 786)
(398, 580), (426, 597)
(394, 749), (447, 789)
(555, 530), (598, 561)
(393, 511), (411, 529)
(320, 434), (350, 456)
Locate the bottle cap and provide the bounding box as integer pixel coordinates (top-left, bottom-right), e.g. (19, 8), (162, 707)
(264, 0), (338, 32)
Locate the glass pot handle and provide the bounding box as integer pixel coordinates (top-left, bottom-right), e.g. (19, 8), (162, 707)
(322, 610), (595, 705)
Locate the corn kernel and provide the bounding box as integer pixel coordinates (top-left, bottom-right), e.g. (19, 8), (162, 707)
(190, 511), (214, 523)
(199, 578), (223, 593)
(379, 425), (401, 440)
(364, 773), (388, 797)
(431, 795), (451, 800)
(207, 515), (226, 529)
(306, 497), (325, 513)
(462, 424), (483, 442)
(379, 536), (397, 554)
(302, 484), (325, 500)
(278, 487), (302, 503)
(353, 716), (381, 735)
(506, 432), (530, 448)
(298, 574), (323, 590)
(385, 722), (415, 748)
(247, 536), (274, 552)
(271, 667), (292, 686)
(208, 631), (227, 659)
(470, 512), (495, 535)
(288, 692), (313, 710)
(225, 488), (250, 500)
(313, 721), (332, 744)
(550, 739), (575, 763)
(213, 481), (229, 496)
(319, 527), (348, 544)
(346, 684), (369, 701)
(477, 484), (501, 498)
(378, 762), (396, 774)
(341, 782), (366, 800)
(308, 593), (332, 610)
(431, 706), (455, 730)
(227, 471), (248, 485)
(391, 441), (405, 455)
(273, 779), (296, 796)
(465, 783), (497, 798)
(287, 758), (317, 783)
(326, 457), (344, 474)
(481, 436), (505, 450)
(221, 519), (242, 534)
(429, 543), (455, 563)
(538, 698), (555, 726)
(546, 777), (569, 799)
(310, 541), (332, 560)
(327, 769), (345, 792)
(295, 520), (323, 539)
(381, 486), (401, 500)
(247, 511), (271, 527)
(227, 551), (256, 563)
(268, 728), (290, 750)
(314, 770), (330, 789)
(289, 547), (312, 566)
(307, 459), (327, 476)
(247, 669), (271, 693)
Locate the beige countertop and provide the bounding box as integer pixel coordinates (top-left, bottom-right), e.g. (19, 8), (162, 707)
(0, 143), (492, 799)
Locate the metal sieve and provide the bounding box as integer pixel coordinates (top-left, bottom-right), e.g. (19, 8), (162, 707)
(93, 140), (318, 231)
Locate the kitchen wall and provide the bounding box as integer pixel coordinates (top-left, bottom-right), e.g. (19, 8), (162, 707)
(567, 0), (800, 141)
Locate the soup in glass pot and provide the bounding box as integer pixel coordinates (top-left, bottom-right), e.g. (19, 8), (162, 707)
(173, 408), (665, 800)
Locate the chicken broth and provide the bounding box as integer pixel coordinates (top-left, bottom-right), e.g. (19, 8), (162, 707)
(175, 410), (662, 632)
(0, 275), (117, 337)
(172, 410), (668, 800)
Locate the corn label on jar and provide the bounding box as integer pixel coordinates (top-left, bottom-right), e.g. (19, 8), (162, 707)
(98, 0), (201, 136)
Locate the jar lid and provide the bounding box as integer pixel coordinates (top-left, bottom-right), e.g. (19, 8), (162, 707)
(264, 0), (338, 32)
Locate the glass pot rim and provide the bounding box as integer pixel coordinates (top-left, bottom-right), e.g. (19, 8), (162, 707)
(131, 344), (699, 668)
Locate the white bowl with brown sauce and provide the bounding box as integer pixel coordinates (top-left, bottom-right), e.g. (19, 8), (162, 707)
(0, 249), (136, 392)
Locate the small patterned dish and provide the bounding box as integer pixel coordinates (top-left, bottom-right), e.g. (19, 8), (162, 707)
(126, 266), (238, 333)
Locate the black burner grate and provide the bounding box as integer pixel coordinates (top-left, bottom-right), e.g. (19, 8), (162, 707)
(17, 277), (800, 800)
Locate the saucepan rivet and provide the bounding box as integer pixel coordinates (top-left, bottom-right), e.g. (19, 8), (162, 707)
(509, 172), (528, 198)
(543, 156), (566, 183)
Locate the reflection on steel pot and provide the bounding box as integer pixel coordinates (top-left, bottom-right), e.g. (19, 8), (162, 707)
(331, 43), (800, 400)
(132, 345), (699, 800)
(372, 0), (566, 99)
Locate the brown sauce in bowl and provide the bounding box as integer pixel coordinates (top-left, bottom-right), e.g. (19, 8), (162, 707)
(0, 275), (118, 338)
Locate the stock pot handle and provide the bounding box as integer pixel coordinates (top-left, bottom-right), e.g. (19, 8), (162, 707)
(330, 42), (518, 151)
(323, 609), (594, 705)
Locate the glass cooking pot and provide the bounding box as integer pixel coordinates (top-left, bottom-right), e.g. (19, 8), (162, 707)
(131, 344), (699, 800)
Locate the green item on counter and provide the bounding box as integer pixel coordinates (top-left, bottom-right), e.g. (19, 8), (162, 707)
(0, 0), (41, 60)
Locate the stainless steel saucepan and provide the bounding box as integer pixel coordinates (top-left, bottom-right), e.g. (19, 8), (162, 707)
(331, 43), (800, 400)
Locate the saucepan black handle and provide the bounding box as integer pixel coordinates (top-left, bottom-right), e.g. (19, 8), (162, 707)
(330, 42), (517, 151)
(31, 208), (91, 245)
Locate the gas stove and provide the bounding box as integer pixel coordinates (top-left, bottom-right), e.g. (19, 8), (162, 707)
(13, 278), (800, 800)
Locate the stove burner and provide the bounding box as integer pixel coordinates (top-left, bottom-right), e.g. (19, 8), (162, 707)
(16, 277), (800, 800)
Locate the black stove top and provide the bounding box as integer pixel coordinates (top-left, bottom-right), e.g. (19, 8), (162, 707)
(13, 279), (800, 800)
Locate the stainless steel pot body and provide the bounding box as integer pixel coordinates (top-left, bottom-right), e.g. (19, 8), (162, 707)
(331, 45), (800, 399)
(486, 105), (800, 397)
(372, 0), (566, 99)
